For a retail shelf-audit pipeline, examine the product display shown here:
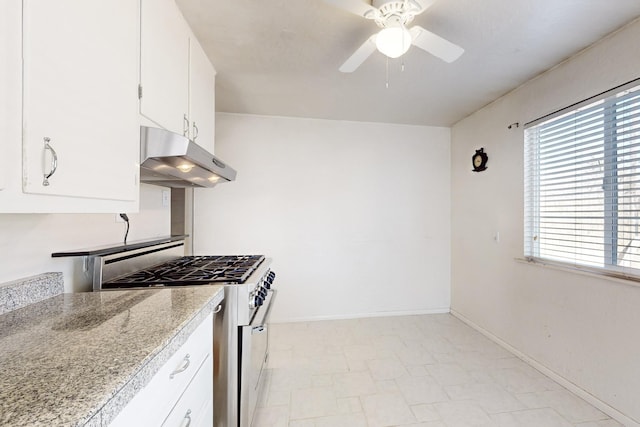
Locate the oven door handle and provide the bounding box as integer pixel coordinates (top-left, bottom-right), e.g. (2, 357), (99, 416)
(250, 289), (277, 328)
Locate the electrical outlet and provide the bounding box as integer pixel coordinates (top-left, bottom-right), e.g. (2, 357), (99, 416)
(162, 190), (170, 207)
(115, 213), (124, 223)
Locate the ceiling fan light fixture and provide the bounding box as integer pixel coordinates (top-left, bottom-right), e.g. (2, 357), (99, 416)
(375, 25), (412, 58)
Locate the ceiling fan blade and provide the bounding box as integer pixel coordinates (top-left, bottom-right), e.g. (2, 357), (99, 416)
(324, 0), (377, 18)
(409, 25), (464, 63)
(339, 34), (377, 73)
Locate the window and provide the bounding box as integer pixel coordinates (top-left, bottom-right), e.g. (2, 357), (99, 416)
(524, 80), (640, 279)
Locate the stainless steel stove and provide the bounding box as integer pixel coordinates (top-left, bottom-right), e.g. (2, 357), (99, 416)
(90, 240), (276, 427)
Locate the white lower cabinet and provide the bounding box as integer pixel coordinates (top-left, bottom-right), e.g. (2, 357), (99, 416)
(109, 313), (213, 427)
(161, 357), (213, 427)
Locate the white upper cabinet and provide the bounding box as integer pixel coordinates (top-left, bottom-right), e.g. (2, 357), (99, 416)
(188, 35), (216, 153)
(0, 1), (9, 192)
(0, 3), (7, 193)
(21, 0), (139, 203)
(140, 0), (216, 152)
(140, 0), (190, 137)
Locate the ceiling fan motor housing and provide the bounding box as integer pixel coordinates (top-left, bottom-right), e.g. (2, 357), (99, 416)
(369, 0), (424, 28)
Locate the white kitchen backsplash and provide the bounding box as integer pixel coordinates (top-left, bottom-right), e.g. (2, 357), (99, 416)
(0, 184), (170, 293)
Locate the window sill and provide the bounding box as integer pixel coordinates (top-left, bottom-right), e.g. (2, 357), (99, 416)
(514, 257), (640, 288)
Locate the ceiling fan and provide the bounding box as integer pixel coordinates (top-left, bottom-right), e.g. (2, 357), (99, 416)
(325, 0), (464, 72)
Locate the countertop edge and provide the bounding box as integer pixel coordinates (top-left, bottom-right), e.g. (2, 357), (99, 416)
(94, 288), (224, 427)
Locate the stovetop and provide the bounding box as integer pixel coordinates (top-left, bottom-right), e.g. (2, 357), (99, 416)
(102, 255), (265, 288)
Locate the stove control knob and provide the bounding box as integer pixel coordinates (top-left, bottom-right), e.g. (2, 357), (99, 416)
(263, 281), (271, 290)
(259, 288), (267, 298)
(265, 272), (275, 287)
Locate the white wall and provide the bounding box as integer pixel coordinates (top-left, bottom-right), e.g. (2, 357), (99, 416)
(194, 114), (451, 322)
(0, 184), (171, 293)
(451, 18), (640, 425)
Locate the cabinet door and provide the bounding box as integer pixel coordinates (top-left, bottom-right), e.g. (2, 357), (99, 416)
(188, 35), (216, 153)
(140, 0), (190, 136)
(109, 313), (213, 427)
(22, 0), (139, 201)
(0, 1), (11, 192)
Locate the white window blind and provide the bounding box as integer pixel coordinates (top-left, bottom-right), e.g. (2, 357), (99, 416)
(524, 80), (640, 279)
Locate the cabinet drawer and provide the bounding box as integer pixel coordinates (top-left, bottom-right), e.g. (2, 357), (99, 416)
(153, 313), (213, 410)
(162, 354), (213, 427)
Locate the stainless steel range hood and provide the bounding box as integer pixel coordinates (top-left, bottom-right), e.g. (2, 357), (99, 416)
(140, 126), (237, 188)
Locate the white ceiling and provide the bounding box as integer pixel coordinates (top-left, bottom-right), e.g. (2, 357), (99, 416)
(175, 0), (640, 127)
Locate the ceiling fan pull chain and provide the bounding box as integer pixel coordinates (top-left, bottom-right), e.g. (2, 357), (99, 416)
(386, 56), (389, 88)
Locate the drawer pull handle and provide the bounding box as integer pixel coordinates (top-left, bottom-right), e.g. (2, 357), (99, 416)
(42, 137), (58, 186)
(213, 304), (222, 314)
(180, 409), (192, 427)
(170, 354), (190, 379)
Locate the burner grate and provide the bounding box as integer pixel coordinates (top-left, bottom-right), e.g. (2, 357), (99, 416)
(103, 255), (265, 287)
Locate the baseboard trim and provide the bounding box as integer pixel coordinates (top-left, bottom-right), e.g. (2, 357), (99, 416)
(450, 309), (639, 427)
(273, 307), (450, 323)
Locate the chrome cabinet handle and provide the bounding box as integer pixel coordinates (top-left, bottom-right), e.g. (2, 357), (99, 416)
(42, 137), (58, 186)
(183, 114), (189, 136)
(192, 122), (199, 141)
(180, 409), (192, 427)
(213, 304), (222, 314)
(169, 354), (190, 379)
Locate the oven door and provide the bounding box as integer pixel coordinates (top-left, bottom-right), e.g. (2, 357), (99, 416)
(239, 289), (276, 427)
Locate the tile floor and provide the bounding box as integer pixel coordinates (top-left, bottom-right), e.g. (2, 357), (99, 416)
(254, 314), (622, 427)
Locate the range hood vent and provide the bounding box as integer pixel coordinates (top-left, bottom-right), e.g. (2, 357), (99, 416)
(140, 126), (236, 188)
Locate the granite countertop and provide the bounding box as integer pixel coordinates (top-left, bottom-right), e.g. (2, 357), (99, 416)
(0, 284), (224, 427)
